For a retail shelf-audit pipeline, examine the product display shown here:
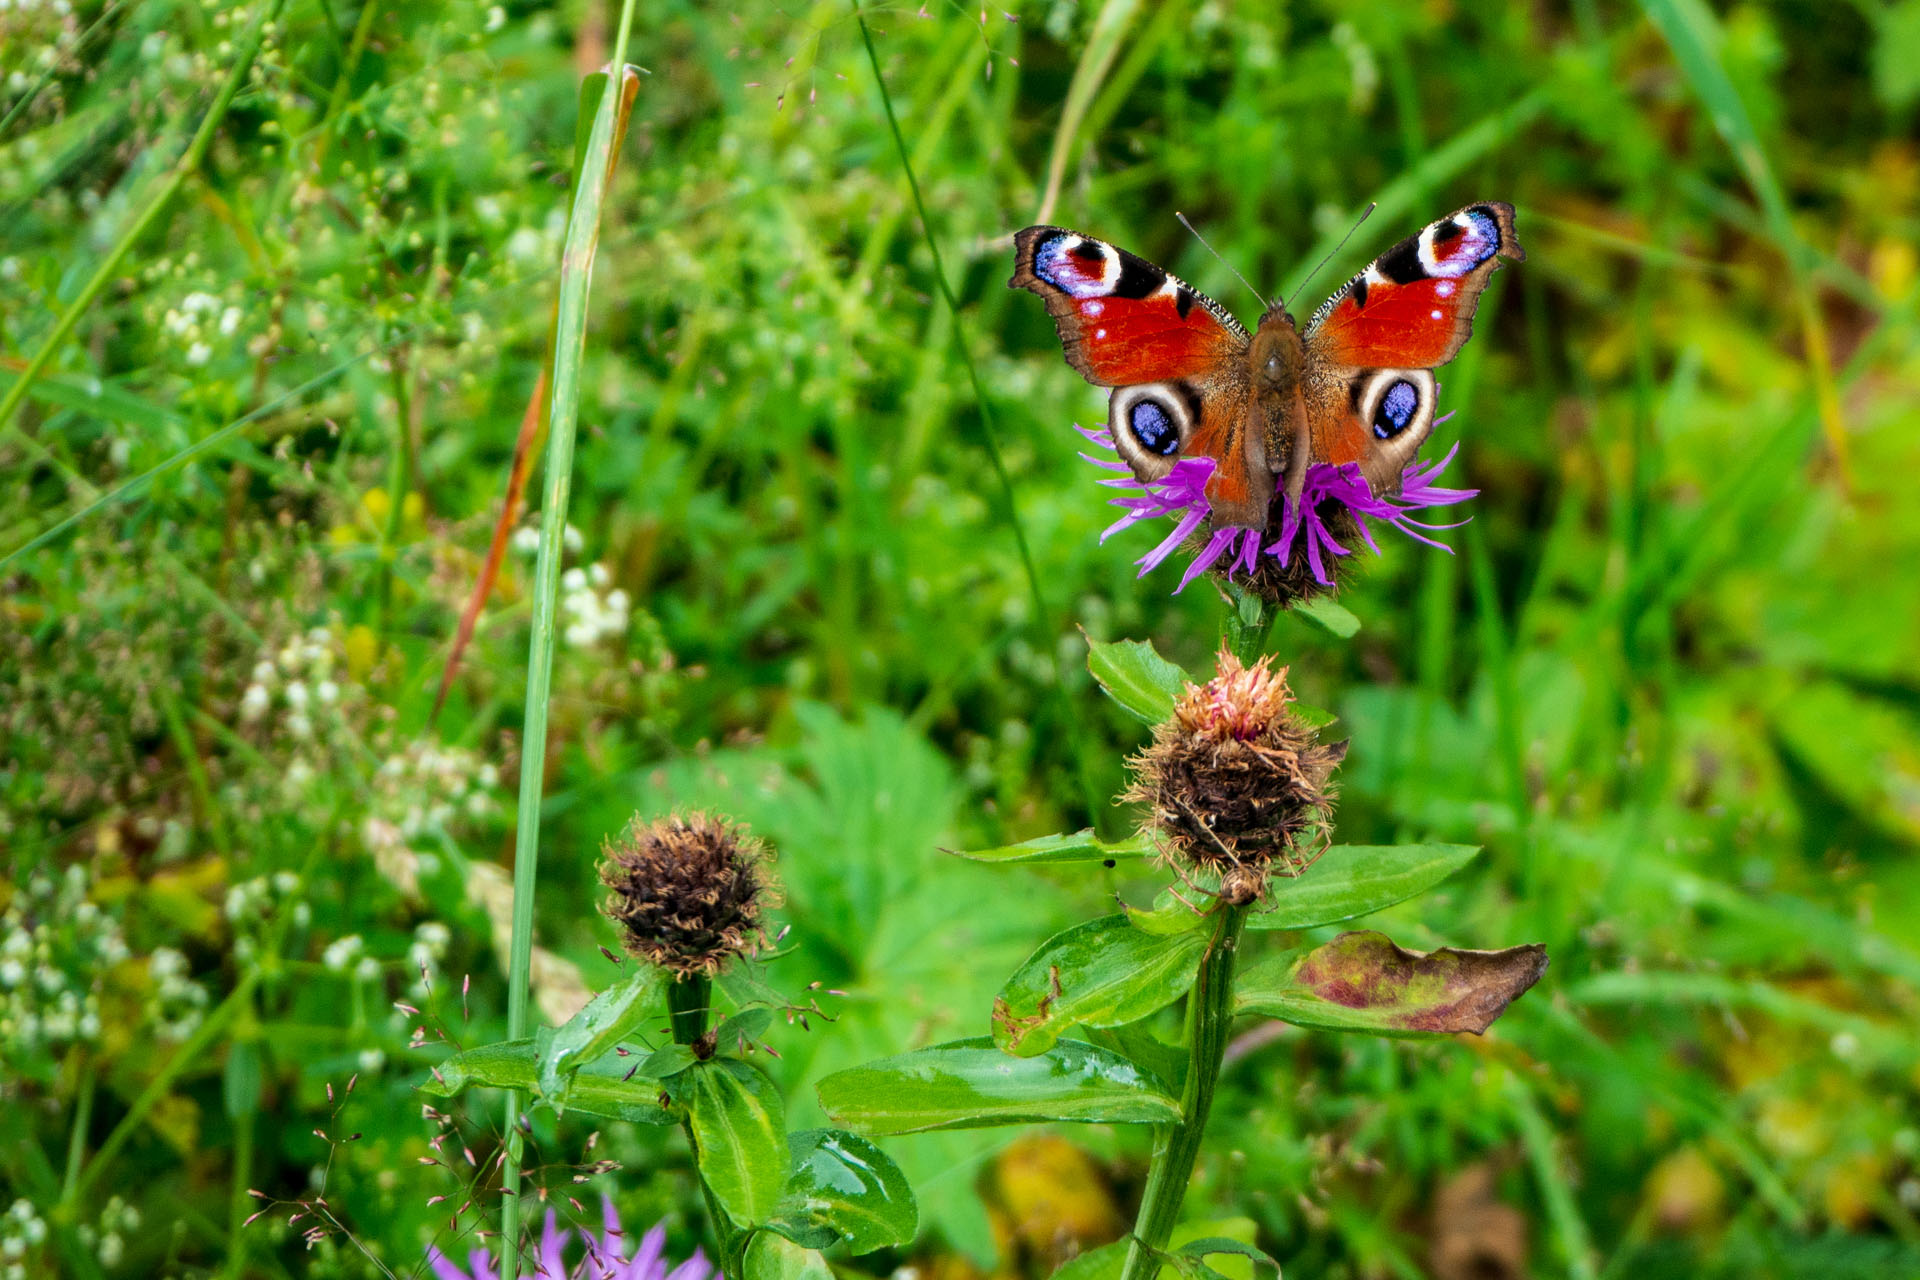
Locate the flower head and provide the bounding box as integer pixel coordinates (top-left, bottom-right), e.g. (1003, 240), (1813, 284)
(427, 1200), (716, 1280)
(599, 813), (775, 978)
(1078, 422), (1477, 604)
(1126, 648), (1345, 904)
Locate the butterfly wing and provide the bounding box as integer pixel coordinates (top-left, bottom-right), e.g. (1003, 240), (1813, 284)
(1301, 202), (1523, 492)
(1011, 227), (1271, 527)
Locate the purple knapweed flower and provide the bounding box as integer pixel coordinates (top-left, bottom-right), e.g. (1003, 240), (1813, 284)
(1078, 423), (1477, 594)
(427, 1201), (716, 1280)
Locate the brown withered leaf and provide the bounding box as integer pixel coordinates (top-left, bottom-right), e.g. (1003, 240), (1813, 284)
(1234, 930), (1548, 1036)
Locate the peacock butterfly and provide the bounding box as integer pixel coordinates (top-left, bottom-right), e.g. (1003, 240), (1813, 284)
(1009, 203), (1523, 542)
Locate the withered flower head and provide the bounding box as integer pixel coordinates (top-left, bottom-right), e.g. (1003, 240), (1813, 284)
(1126, 648), (1346, 904)
(598, 812), (776, 978)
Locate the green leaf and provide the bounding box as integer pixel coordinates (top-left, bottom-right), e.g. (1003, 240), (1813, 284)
(716, 968), (791, 1013)
(765, 1128), (918, 1254)
(816, 1037), (1181, 1136)
(1086, 636), (1191, 724)
(1290, 700), (1337, 730)
(1877, 1), (1920, 109)
(745, 1231), (835, 1280)
(1050, 1239), (1128, 1280)
(538, 968), (664, 1102)
(1246, 844), (1481, 931)
(951, 828), (1155, 866)
(1165, 1237), (1281, 1280)
(714, 1007), (775, 1053)
(687, 1058), (789, 1225)
(640, 1044), (699, 1079)
(422, 1036), (674, 1124)
(1235, 931), (1548, 1036)
(1293, 596), (1360, 637)
(992, 915), (1207, 1057)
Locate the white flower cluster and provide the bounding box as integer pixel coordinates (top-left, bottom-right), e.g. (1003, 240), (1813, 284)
(162, 289), (243, 368)
(321, 933), (382, 983)
(509, 518), (584, 557)
(221, 871), (308, 964)
(562, 563), (629, 649)
(0, 867), (129, 1064)
(361, 740), (500, 899)
(237, 625), (343, 741)
(146, 947), (209, 1041)
(1, 1199), (48, 1280)
(74, 1196), (139, 1270)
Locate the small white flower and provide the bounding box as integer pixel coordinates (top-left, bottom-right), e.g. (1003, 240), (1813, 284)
(484, 4), (505, 30)
(315, 679), (339, 704)
(283, 680), (309, 710)
(185, 341), (212, 367)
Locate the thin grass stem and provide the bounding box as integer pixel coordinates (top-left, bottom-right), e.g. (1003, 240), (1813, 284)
(496, 8), (641, 1271)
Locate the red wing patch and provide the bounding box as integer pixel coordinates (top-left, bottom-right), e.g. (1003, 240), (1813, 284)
(1010, 226), (1248, 387)
(1305, 202), (1523, 371)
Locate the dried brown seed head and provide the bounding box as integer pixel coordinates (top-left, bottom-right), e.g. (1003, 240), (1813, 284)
(598, 812), (777, 978)
(1126, 648), (1345, 904)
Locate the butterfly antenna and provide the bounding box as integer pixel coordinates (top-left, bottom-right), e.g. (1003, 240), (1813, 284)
(1282, 201), (1377, 312)
(1175, 211), (1270, 310)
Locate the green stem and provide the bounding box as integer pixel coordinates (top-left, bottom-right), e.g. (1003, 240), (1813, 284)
(667, 975), (713, 1045)
(1121, 902), (1249, 1280)
(0, 0), (283, 441)
(497, 10), (639, 1272)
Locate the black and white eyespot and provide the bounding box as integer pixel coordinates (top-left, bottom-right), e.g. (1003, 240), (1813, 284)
(1109, 382), (1201, 481)
(1351, 364), (1443, 454)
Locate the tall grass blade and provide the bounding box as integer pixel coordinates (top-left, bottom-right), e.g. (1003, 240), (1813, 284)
(495, 37), (642, 1278)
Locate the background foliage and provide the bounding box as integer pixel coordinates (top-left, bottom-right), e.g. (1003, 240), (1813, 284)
(4, 0), (1920, 1276)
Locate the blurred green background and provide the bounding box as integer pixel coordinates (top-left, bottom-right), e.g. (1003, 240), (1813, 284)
(4, 0), (1920, 1276)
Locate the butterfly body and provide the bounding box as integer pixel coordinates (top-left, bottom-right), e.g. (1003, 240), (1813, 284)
(1011, 203), (1522, 539)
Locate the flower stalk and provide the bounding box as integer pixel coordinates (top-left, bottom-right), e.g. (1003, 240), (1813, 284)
(1121, 899), (1250, 1280)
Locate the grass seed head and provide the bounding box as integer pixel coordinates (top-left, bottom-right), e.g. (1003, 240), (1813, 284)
(1127, 648), (1345, 904)
(598, 812), (776, 978)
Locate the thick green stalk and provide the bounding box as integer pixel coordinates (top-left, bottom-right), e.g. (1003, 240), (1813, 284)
(0, 0), (282, 441)
(1121, 902), (1249, 1280)
(496, 8), (639, 1273)
(667, 975), (713, 1046)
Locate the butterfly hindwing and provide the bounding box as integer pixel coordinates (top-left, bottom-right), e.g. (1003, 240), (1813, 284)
(1011, 226), (1271, 527)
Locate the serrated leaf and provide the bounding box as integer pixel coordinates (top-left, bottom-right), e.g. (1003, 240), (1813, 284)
(992, 915), (1207, 1057)
(765, 1128), (918, 1254)
(1087, 636), (1191, 724)
(1294, 596), (1360, 637)
(687, 1058), (789, 1225)
(951, 828), (1156, 866)
(422, 1036), (673, 1124)
(816, 1037), (1180, 1135)
(1246, 844), (1481, 931)
(745, 1231), (835, 1280)
(1236, 931), (1547, 1036)
(538, 967), (664, 1102)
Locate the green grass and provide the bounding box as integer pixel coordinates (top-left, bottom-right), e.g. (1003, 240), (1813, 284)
(4, 1), (1920, 1277)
